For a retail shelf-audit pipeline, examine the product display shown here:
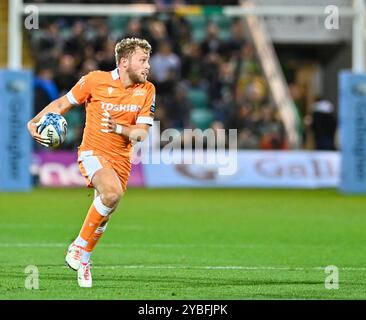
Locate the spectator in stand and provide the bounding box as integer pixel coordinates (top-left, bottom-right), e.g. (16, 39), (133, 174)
(37, 21), (61, 53)
(258, 105), (288, 150)
(242, 76), (267, 111)
(227, 103), (260, 149)
(155, 0), (187, 6)
(289, 82), (306, 120)
(34, 66), (59, 115)
(91, 18), (109, 53)
(311, 98), (337, 150)
(288, 82), (306, 146)
(149, 40), (181, 95)
(224, 18), (247, 58)
(34, 21), (63, 67)
(209, 60), (235, 123)
(165, 82), (192, 129)
(153, 95), (169, 134)
(234, 42), (260, 77)
(200, 22), (228, 122)
(54, 54), (79, 95)
(80, 59), (98, 77)
(234, 42), (264, 107)
(124, 18), (143, 39)
(144, 19), (169, 53)
(200, 22), (223, 56)
(97, 39), (117, 71)
(63, 20), (87, 66)
(165, 13), (192, 56)
(181, 42), (206, 88)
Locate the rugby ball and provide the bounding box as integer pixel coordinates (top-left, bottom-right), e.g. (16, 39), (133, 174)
(37, 113), (67, 148)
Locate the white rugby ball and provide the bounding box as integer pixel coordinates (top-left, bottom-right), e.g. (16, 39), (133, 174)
(37, 113), (68, 148)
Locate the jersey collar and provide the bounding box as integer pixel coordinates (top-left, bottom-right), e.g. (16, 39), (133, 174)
(111, 68), (119, 80)
(111, 67), (141, 89)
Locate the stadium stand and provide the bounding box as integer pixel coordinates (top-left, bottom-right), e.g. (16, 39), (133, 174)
(27, 4), (336, 151)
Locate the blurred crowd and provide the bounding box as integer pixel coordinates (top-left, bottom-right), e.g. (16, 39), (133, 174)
(30, 13), (337, 151)
(28, 0), (240, 5)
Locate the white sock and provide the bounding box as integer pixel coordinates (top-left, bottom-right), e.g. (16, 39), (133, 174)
(81, 250), (92, 264)
(74, 236), (88, 248)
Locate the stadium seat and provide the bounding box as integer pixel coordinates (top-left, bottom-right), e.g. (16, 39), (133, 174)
(185, 16), (207, 41)
(190, 108), (214, 130)
(187, 88), (210, 110)
(108, 16), (131, 37)
(209, 15), (232, 39)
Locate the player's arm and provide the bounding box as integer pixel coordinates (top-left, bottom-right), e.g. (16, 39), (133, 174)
(27, 95), (73, 146)
(28, 72), (93, 146)
(101, 111), (150, 142)
(117, 123), (150, 143)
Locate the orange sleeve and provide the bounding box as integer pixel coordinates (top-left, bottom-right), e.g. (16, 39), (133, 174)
(136, 83), (156, 126)
(66, 72), (95, 105)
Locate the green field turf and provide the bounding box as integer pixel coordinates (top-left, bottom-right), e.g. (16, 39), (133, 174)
(0, 187), (366, 300)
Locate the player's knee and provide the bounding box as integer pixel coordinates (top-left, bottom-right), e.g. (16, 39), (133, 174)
(102, 190), (122, 208)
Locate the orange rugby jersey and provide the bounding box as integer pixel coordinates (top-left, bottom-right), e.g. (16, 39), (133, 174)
(66, 68), (156, 159)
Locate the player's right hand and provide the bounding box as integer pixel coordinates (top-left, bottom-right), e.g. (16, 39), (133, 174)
(100, 111), (116, 133)
(27, 121), (51, 147)
(100, 111), (123, 135)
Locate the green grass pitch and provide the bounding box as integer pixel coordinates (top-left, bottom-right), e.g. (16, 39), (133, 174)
(0, 187), (366, 300)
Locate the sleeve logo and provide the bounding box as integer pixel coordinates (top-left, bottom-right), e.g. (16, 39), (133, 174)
(150, 94), (156, 113)
(78, 76), (86, 89)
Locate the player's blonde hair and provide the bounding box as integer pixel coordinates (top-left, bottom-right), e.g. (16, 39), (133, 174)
(115, 38), (152, 66)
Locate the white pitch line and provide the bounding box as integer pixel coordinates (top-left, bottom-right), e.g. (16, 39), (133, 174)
(0, 243), (66, 248)
(92, 265), (307, 270)
(2, 243), (366, 271)
(0, 224), (145, 230)
(0, 243), (260, 248)
(0, 242), (343, 249)
(85, 265), (366, 271)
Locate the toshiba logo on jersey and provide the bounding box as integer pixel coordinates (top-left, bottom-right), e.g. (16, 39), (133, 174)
(101, 101), (142, 112)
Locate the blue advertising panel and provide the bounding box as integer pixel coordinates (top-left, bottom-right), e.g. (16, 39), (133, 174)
(339, 71), (366, 193)
(0, 70), (33, 191)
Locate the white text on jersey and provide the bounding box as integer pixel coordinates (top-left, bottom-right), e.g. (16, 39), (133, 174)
(101, 101), (142, 112)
